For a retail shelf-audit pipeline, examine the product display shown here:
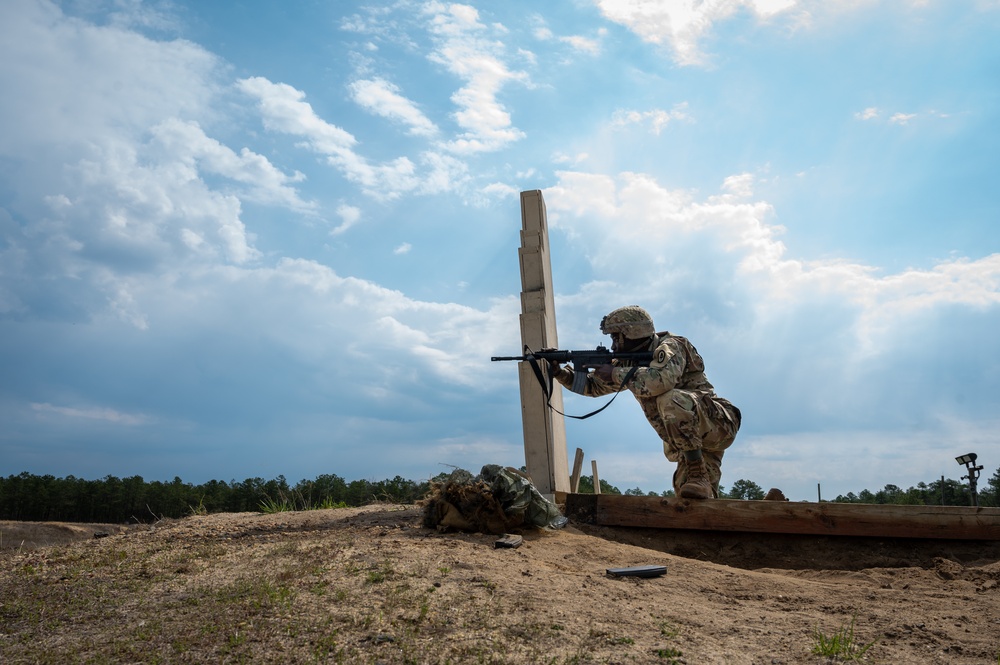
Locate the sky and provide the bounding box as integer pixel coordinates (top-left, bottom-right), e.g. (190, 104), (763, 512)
(1, 0), (998, 502)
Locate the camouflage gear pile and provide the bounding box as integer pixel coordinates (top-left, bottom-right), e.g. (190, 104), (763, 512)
(555, 309), (741, 498)
(600, 305), (655, 340)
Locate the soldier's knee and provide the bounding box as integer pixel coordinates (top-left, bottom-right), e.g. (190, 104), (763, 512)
(657, 390), (696, 421)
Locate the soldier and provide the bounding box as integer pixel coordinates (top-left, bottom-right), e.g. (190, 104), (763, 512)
(549, 306), (741, 499)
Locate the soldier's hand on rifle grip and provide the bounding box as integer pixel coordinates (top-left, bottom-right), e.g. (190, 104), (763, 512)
(540, 348), (563, 377)
(594, 363), (614, 384)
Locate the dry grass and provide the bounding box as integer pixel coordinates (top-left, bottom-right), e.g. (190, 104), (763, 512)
(1, 507), (613, 664)
(3, 504), (999, 664)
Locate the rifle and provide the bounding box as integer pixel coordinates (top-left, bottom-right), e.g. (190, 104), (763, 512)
(491, 345), (652, 419)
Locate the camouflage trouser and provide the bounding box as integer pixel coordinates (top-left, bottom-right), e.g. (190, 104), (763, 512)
(644, 390), (741, 496)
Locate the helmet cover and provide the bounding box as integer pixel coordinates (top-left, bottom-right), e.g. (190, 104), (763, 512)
(600, 305), (655, 340)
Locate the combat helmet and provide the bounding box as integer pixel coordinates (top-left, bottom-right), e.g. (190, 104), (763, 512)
(600, 305), (655, 340)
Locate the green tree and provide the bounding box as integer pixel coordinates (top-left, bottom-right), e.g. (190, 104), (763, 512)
(874, 484), (903, 504)
(726, 479), (765, 500)
(575, 475), (621, 495)
(979, 468), (1000, 507)
(372, 475), (421, 503)
(927, 477), (970, 506)
(345, 479), (375, 505)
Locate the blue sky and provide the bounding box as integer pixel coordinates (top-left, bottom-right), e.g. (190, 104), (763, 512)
(1, 0), (998, 502)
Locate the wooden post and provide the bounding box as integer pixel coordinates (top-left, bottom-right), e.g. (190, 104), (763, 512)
(592, 460), (601, 495)
(570, 448), (585, 493)
(517, 190), (569, 495)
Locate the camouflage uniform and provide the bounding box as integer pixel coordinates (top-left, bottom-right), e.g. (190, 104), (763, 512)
(553, 306), (741, 497)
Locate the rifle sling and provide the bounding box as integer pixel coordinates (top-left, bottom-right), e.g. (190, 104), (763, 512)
(524, 352), (639, 421)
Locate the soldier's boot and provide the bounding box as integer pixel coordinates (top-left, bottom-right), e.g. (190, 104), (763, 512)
(679, 449), (713, 500)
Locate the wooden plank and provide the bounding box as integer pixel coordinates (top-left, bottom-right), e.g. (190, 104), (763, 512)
(564, 493), (1000, 540)
(570, 448), (584, 493)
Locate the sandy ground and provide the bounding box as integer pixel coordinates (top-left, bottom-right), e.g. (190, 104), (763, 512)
(1, 504), (999, 664)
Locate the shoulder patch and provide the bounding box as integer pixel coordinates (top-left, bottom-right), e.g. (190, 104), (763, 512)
(651, 347), (670, 368)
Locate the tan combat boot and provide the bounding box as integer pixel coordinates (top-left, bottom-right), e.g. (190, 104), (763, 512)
(679, 450), (713, 499)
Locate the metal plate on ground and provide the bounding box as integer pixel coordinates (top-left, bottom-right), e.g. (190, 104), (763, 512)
(606, 564), (667, 578)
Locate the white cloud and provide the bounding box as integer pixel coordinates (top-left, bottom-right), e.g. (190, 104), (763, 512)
(239, 76), (467, 199)
(855, 106), (880, 120)
(533, 17), (604, 55)
(31, 402), (152, 426)
(595, 0), (798, 66)
(889, 112), (917, 125)
(0, 4), (344, 330)
(237, 77), (359, 155)
(149, 118), (312, 211)
(544, 168), (1000, 362)
(422, 2), (528, 153)
(611, 103), (691, 134)
(714, 173), (756, 200)
(348, 77), (439, 137)
(552, 151), (589, 165)
(0, 0), (222, 153)
(102, 0), (180, 31)
(217, 258), (522, 388)
(393, 242), (412, 255)
(331, 204), (363, 235)
(481, 182), (518, 198)
(560, 34), (602, 55)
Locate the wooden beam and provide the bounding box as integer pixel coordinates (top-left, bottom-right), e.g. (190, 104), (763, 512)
(517, 190), (569, 495)
(564, 493), (1000, 540)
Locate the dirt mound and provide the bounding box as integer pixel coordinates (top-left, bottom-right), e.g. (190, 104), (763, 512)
(0, 520), (128, 550)
(1, 505), (998, 664)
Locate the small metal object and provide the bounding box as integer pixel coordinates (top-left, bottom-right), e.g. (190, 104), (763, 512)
(494, 534), (523, 549)
(606, 564), (667, 578)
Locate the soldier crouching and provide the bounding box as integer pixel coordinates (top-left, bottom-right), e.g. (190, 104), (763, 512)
(549, 305), (741, 499)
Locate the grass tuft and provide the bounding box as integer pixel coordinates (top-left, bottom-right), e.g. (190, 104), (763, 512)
(259, 489), (348, 513)
(812, 613), (877, 661)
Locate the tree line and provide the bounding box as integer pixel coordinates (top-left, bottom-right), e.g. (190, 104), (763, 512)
(585, 472), (1000, 506)
(0, 472), (430, 523)
(2, 467), (998, 524)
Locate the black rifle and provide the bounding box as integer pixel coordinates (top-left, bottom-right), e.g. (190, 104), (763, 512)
(491, 345), (652, 419)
